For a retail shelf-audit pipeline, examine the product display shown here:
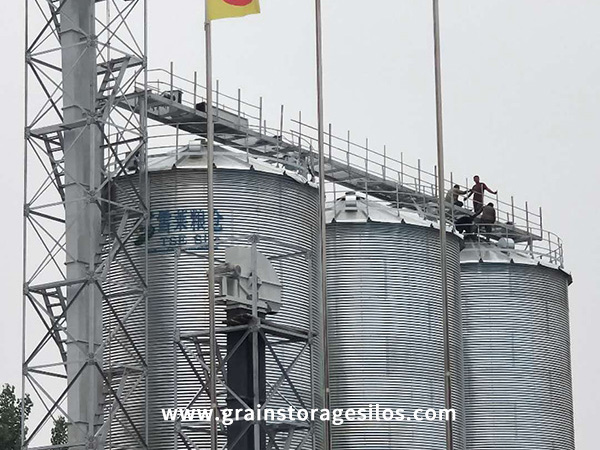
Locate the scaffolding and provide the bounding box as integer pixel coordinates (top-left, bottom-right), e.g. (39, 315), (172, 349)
(23, 0), (148, 448)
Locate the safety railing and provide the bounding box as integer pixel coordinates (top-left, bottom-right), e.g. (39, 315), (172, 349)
(293, 120), (545, 241)
(463, 223), (564, 267)
(326, 188), (564, 268)
(119, 66), (564, 267)
(147, 66), (267, 133)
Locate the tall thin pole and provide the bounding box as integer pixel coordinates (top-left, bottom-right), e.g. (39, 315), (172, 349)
(432, 1), (454, 449)
(204, 3), (218, 449)
(315, 1), (331, 449)
(21, 1), (29, 447)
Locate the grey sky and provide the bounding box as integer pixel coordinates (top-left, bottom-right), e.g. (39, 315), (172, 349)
(1, 1), (598, 448)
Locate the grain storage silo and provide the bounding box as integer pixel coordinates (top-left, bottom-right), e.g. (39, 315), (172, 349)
(460, 241), (574, 450)
(107, 143), (323, 450)
(326, 193), (466, 450)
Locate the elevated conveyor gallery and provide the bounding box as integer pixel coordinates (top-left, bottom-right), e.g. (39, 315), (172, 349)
(118, 67), (564, 265)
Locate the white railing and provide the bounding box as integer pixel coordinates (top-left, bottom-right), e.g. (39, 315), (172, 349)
(114, 65), (565, 267)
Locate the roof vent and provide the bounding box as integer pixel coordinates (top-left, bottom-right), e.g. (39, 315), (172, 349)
(344, 191), (358, 211)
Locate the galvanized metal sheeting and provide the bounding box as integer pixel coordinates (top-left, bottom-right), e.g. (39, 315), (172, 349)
(326, 222), (466, 450)
(460, 262), (574, 450)
(110, 168), (322, 449)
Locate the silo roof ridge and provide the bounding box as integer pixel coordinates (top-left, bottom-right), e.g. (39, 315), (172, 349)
(326, 193), (456, 234)
(146, 142), (318, 188)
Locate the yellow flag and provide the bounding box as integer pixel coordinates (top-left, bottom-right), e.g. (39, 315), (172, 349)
(207, 0), (260, 21)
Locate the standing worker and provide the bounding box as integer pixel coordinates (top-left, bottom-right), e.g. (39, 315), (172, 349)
(466, 175), (497, 214)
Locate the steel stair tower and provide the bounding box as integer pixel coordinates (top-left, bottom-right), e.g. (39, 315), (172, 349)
(23, 0), (148, 448)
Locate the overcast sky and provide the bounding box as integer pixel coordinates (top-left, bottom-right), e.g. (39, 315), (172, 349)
(1, 1), (599, 448)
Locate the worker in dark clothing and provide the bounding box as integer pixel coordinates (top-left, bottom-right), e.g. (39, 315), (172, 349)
(475, 202), (496, 235)
(466, 175), (497, 214)
(445, 184), (468, 207)
(455, 214), (475, 235)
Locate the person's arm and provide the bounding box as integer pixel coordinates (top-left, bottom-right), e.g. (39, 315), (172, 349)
(484, 183), (497, 195)
(465, 188), (474, 199)
(459, 189), (468, 195)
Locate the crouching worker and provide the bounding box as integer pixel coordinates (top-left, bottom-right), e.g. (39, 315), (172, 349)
(475, 202), (496, 235)
(455, 214), (475, 236)
(445, 184), (468, 207)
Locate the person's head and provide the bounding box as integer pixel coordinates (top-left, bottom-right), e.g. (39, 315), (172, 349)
(453, 184), (460, 189)
(487, 202), (494, 208)
(473, 175), (480, 183)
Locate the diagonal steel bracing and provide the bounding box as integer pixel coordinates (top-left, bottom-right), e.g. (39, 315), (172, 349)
(168, 236), (319, 450)
(23, 0), (148, 448)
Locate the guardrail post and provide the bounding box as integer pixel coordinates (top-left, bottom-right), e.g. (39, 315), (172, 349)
(170, 61), (173, 93)
(397, 172), (401, 214)
(216, 79), (220, 119)
(365, 179), (369, 217)
(450, 171), (454, 225)
(400, 152), (404, 185)
(193, 71), (197, 105)
(259, 96), (263, 135)
(539, 207), (543, 237)
(525, 201), (530, 234)
(333, 175), (337, 216)
(511, 196), (515, 224)
(383, 145), (387, 181)
(278, 105), (284, 163)
(418, 159), (421, 193)
(365, 138), (369, 180)
(346, 130), (351, 175)
(245, 127), (250, 163)
(298, 111), (302, 147)
(328, 123), (332, 165)
(237, 88), (242, 127)
(465, 177), (469, 209)
(434, 165), (438, 198)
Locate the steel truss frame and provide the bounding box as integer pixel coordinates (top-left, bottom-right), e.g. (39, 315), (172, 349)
(23, 0), (148, 448)
(170, 234), (319, 450)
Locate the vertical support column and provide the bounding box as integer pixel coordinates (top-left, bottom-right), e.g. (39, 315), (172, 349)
(225, 239), (266, 450)
(314, 1), (331, 448)
(61, 1), (103, 446)
(431, 1), (454, 449)
(204, 10), (218, 449)
(251, 239), (261, 450)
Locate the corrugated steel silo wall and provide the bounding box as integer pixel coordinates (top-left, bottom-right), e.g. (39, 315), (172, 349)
(102, 175), (147, 449)
(460, 263), (574, 450)
(326, 222), (466, 450)
(110, 169), (323, 449)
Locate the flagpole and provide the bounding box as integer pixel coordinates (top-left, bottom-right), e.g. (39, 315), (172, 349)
(315, 1), (331, 449)
(204, 2), (218, 449)
(432, 1), (454, 449)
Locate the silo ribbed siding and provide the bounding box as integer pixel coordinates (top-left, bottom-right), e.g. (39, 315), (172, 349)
(109, 168), (323, 449)
(326, 223), (466, 450)
(461, 263), (574, 450)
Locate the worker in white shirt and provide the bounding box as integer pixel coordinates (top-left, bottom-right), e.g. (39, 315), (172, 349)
(445, 184), (468, 207)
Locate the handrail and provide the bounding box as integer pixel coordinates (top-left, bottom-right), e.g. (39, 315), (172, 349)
(325, 187), (564, 268)
(125, 66), (565, 266)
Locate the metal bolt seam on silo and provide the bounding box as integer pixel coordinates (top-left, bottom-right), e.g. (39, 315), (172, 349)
(460, 242), (574, 450)
(325, 194), (466, 450)
(108, 144), (323, 449)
